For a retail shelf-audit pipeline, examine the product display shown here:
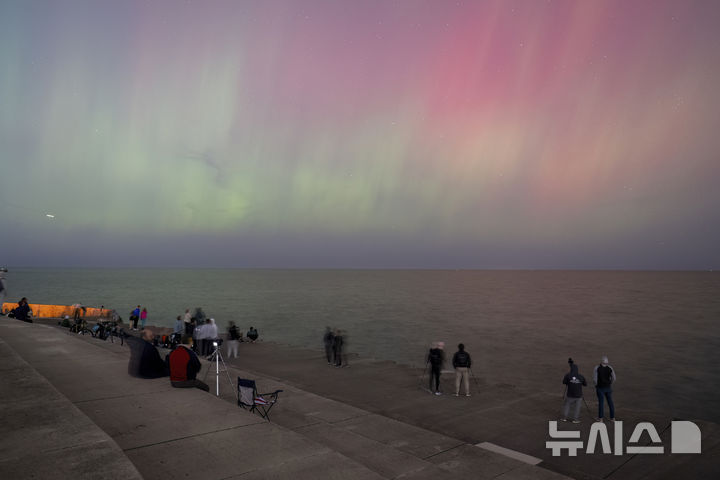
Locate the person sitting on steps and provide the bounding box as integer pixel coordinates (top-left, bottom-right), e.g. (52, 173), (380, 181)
(167, 334), (209, 392)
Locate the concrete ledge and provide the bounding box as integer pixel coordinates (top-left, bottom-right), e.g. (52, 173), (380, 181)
(0, 334), (142, 480)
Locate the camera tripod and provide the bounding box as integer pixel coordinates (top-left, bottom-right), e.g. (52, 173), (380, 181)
(203, 342), (235, 397)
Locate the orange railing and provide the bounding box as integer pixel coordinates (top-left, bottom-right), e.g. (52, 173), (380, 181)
(1, 303), (110, 319)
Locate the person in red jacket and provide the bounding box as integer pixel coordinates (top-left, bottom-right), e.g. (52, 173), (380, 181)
(167, 335), (209, 391)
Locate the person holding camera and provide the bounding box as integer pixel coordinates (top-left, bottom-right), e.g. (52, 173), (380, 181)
(562, 358), (587, 424)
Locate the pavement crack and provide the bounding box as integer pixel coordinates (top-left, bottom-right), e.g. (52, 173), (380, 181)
(422, 443), (466, 460)
(122, 423), (263, 452)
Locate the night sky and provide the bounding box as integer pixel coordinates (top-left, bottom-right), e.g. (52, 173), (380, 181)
(1, 0), (719, 269)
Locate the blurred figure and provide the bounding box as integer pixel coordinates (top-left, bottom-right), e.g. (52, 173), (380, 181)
(174, 316), (184, 335)
(183, 309), (193, 334)
(562, 358), (587, 424)
(323, 327), (335, 365)
(193, 307), (206, 324)
(333, 329), (345, 367)
(0, 267), (7, 311)
(452, 343), (472, 397)
(127, 330), (168, 379)
(227, 321), (241, 359)
(140, 307), (148, 329)
(191, 318), (201, 353)
(195, 319), (208, 355)
(427, 341), (445, 395)
(246, 326), (259, 343)
(205, 318), (219, 358)
(167, 335), (209, 392)
(72, 303), (86, 322)
(593, 356), (617, 422)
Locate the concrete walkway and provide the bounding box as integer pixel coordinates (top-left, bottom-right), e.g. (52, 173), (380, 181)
(4, 318), (718, 479)
(0, 318), (572, 480)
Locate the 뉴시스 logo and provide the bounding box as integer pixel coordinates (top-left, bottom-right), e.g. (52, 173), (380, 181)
(546, 420), (702, 456)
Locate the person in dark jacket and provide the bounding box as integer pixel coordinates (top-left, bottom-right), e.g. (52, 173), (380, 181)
(246, 326), (259, 343)
(593, 356), (617, 422)
(12, 297), (32, 322)
(167, 335), (209, 391)
(127, 330), (168, 379)
(452, 343), (472, 396)
(227, 321), (241, 359)
(427, 342), (445, 395)
(333, 329), (345, 367)
(323, 327), (335, 365)
(562, 358), (587, 423)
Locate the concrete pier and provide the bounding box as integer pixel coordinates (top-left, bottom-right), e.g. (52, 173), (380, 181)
(1, 317), (717, 479)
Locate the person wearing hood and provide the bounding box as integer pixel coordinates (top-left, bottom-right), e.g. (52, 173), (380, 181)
(593, 356), (617, 422)
(562, 358), (587, 424)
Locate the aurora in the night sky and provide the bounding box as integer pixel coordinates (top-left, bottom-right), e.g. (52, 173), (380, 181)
(1, 0), (719, 268)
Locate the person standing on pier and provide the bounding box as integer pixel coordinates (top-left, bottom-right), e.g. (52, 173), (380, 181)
(333, 329), (344, 367)
(205, 318), (219, 358)
(140, 307), (148, 330)
(0, 267), (7, 311)
(452, 343), (472, 397)
(562, 358), (587, 424)
(174, 315), (184, 334)
(323, 327), (335, 365)
(183, 309), (192, 334)
(227, 321), (241, 359)
(427, 342), (445, 395)
(130, 305), (140, 330)
(195, 319), (208, 355)
(593, 356), (617, 422)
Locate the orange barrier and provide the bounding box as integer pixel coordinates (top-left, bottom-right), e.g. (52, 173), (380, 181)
(1, 303), (110, 319)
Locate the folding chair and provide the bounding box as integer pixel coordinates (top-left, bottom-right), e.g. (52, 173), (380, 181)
(237, 378), (283, 421)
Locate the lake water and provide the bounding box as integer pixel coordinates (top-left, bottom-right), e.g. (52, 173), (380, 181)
(3, 268), (719, 422)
